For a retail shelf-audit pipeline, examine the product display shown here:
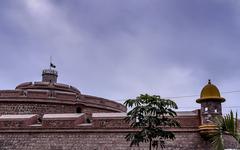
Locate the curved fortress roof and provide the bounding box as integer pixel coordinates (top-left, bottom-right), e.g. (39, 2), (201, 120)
(16, 82), (81, 94)
(0, 68), (127, 114)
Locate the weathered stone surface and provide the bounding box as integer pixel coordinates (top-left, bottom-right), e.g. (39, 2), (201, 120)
(0, 130), (238, 150)
(0, 70), (238, 150)
(0, 132), (212, 150)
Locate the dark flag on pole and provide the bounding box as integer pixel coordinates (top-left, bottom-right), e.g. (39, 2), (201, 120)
(50, 63), (56, 68)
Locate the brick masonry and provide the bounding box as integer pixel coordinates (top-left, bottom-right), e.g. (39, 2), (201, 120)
(0, 132), (210, 150)
(0, 102), (76, 115)
(0, 70), (238, 150)
(0, 131), (238, 150)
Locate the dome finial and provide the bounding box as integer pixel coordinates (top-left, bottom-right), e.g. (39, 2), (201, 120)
(208, 79), (211, 84)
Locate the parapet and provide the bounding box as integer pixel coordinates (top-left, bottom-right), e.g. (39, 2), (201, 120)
(42, 113), (85, 128)
(0, 111), (201, 130)
(92, 113), (128, 129)
(0, 114), (38, 128)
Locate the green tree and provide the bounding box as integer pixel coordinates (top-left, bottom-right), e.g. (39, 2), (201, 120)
(210, 111), (240, 150)
(124, 94), (180, 150)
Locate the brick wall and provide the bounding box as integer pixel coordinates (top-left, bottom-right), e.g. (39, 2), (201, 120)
(0, 90), (127, 115)
(0, 116), (238, 149)
(1, 131), (238, 150)
(0, 131), (213, 150)
(0, 102), (76, 115)
(0, 103), (122, 116)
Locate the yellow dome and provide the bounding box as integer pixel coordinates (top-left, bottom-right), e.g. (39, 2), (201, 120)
(200, 80), (220, 98)
(196, 80), (225, 103)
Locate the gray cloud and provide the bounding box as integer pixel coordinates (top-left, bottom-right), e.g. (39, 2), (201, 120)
(0, 0), (240, 113)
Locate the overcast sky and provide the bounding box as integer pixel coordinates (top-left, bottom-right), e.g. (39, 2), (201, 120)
(0, 0), (240, 113)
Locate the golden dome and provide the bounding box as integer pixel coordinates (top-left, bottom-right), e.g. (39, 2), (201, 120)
(196, 80), (225, 103)
(201, 80), (220, 98)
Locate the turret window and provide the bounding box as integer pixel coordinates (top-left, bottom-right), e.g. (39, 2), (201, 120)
(204, 107), (208, 112)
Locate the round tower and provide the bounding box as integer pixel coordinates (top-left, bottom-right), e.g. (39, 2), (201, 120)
(42, 69), (58, 83)
(197, 80), (225, 137)
(196, 80), (225, 124)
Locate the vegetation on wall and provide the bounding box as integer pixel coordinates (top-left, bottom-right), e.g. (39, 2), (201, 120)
(210, 111), (240, 150)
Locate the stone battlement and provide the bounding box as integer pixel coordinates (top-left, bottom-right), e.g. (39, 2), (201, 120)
(42, 69), (58, 76)
(0, 111), (201, 130)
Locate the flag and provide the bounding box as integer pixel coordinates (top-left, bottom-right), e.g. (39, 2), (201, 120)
(50, 63), (56, 68)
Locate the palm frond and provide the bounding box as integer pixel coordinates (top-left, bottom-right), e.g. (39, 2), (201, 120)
(211, 111), (240, 150)
(210, 132), (224, 150)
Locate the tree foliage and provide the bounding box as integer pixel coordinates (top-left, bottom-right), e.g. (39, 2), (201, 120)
(210, 111), (240, 150)
(124, 94), (180, 149)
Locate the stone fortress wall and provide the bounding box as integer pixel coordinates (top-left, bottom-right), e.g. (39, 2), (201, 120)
(0, 111), (238, 150)
(0, 69), (239, 150)
(0, 84), (126, 115)
(0, 111), (212, 150)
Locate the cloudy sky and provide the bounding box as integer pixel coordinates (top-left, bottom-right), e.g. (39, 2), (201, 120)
(0, 0), (240, 113)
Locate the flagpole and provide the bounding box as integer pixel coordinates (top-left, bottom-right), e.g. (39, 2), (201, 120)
(50, 56), (52, 70)
(49, 56), (56, 70)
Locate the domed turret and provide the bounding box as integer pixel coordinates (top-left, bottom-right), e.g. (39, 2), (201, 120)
(196, 80), (225, 124)
(197, 80), (225, 138)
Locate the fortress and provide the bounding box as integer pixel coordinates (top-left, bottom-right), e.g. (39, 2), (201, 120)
(0, 68), (239, 150)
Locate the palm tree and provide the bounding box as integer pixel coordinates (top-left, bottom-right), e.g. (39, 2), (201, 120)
(124, 94), (180, 150)
(210, 111), (240, 150)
